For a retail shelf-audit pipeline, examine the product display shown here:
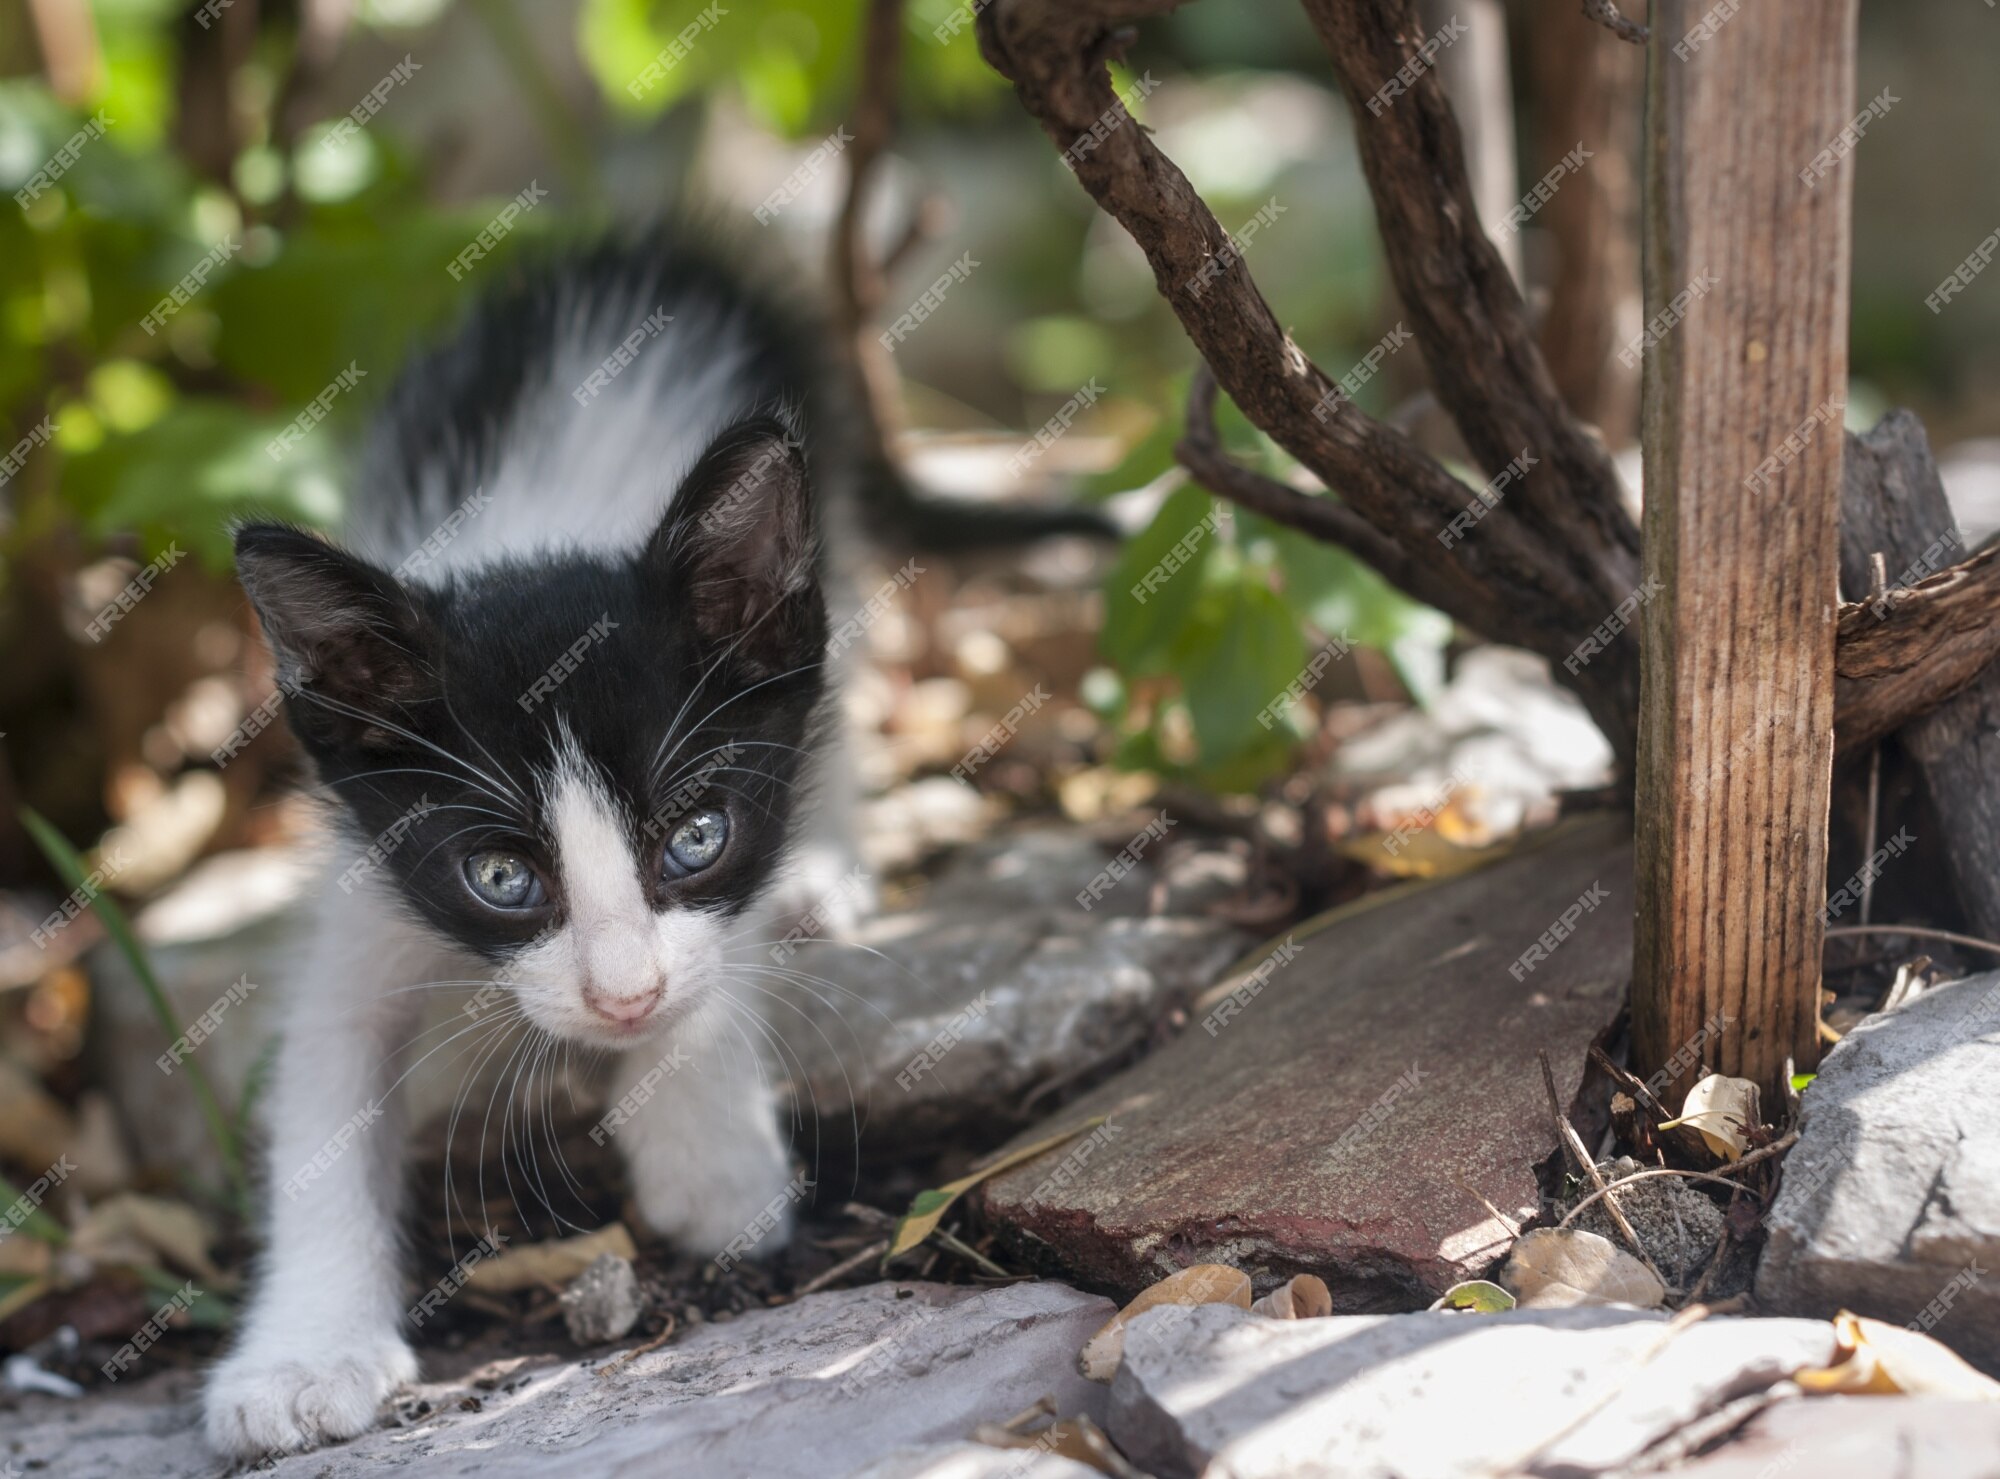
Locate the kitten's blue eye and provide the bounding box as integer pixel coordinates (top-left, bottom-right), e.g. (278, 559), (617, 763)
(666, 809), (729, 873)
(465, 851), (545, 910)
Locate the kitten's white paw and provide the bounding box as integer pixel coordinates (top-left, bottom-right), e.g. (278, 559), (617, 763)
(203, 1334), (416, 1458)
(628, 1124), (798, 1260)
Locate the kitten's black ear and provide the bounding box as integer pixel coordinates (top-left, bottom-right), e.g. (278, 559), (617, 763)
(233, 523), (435, 752)
(649, 418), (823, 672)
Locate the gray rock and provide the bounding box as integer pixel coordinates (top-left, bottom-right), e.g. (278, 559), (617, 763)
(1755, 972), (2000, 1373)
(3, 1281), (1113, 1479)
(844, 1440), (1105, 1478)
(1659, 1394), (2000, 1479)
(560, 1253), (645, 1345)
(1106, 1302), (1840, 1479)
(781, 826), (1249, 1154)
(1572, 1156), (1729, 1293)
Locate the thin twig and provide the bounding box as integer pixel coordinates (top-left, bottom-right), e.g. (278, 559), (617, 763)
(1510, 1306), (1713, 1473)
(1720, 1130), (1800, 1174)
(1582, 0), (1649, 44)
(1541, 1051), (1668, 1286)
(1588, 1043), (1665, 1116)
(1860, 745), (1882, 925)
(1557, 1168), (1769, 1232)
(595, 1312), (678, 1377)
(931, 1228), (1019, 1280)
(794, 1237), (891, 1296)
(1454, 1175), (1520, 1238)
(1824, 923), (2000, 959)
(1683, 1192), (1740, 1305)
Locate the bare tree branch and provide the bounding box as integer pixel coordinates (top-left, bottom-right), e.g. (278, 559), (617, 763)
(1581, 0), (1649, 45)
(1176, 365), (1422, 589)
(1297, 0), (1642, 597)
(1834, 548), (2000, 754)
(978, 0), (1644, 760)
(980, 0), (2000, 776)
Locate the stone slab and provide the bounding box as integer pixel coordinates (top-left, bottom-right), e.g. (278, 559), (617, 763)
(980, 817), (1631, 1304)
(0, 1281), (1113, 1479)
(1755, 972), (2000, 1374)
(1105, 1302), (1839, 1479)
(783, 827), (1248, 1155)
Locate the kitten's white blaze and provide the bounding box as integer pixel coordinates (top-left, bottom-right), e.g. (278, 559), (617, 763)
(548, 763), (659, 1019)
(537, 742), (728, 1041)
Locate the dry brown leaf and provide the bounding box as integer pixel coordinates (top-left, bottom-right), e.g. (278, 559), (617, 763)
(68, 1194), (221, 1283)
(971, 1414), (1141, 1475)
(1249, 1274), (1332, 1319)
(1057, 767), (1160, 824)
(1080, 1264), (1251, 1381)
(1500, 1228), (1667, 1310)
(0, 1234), (55, 1282)
(0, 1058), (76, 1170)
(1659, 1073), (1760, 1161)
(1794, 1311), (2000, 1401)
(1336, 827), (1502, 881)
(465, 1224), (638, 1294)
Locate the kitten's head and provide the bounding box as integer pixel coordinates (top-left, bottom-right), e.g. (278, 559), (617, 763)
(235, 418), (828, 1047)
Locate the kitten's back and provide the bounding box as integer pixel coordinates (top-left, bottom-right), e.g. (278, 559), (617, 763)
(346, 231), (832, 580)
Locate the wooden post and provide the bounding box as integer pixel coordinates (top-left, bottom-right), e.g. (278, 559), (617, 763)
(1632, 0), (1857, 1102)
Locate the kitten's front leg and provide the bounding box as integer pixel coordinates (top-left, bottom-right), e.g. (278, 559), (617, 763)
(204, 977), (419, 1457)
(607, 1014), (799, 1259)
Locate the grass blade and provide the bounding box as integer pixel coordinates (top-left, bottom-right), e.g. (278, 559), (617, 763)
(18, 808), (247, 1209)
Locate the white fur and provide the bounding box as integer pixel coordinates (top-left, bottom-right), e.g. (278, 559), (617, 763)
(348, 289), (762, 578)
(204, 753), (801, 1459)
(210, 270), (863, 1459)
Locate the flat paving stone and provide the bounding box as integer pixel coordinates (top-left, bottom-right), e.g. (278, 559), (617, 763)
(782, 826), (1249, 1156)
(0, 1281), (1113, 1479)
(980, 816), (1631, 1304)
(1104, 1302), (1841, 1479)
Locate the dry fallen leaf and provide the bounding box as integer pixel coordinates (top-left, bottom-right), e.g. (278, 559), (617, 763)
(1500, 1228), (1667, 1310)
(465, 1224), (637, 1294)
(1336, 826), (1503, 881)
(1658, 1072), (1760, 1161)
(888, 1117), (1109, 1259)
(1250, 1274), (1332, 1320)
(970, 1414), (1142, 1475)
(0, 1058), (77, 1170)
(1794, 1311), (2000, 1401)
(0, 1235), (55, 1282)
(1081, 1264), (1252, 1381)
(68, 1194), (222, 1283)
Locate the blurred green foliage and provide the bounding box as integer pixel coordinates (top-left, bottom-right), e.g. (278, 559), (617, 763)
(0, 0), (1445, 791)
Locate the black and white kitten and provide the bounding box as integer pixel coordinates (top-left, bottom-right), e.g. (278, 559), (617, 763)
(204, 234), (857, 1456)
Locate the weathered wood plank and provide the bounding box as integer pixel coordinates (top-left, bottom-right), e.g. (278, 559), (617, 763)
(1632, 0), (1857, 1100)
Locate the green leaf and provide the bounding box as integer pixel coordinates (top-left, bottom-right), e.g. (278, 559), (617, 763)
(0, 1170), (69, 1245)
(18, 809), (246, 1209)
(133, 1262), (233, 1328)
(1791, 1073), (1816, 1093)
(1099, 483), (1220, 674)
(1175, 572), (1308, 773)
(886, 1117), (1108, 1260)
(60, 398), (344, 569)
(1433, 1279), (1516, 1313)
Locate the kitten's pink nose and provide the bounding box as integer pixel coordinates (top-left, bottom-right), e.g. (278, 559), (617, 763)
(583, 982), (664, 1027)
